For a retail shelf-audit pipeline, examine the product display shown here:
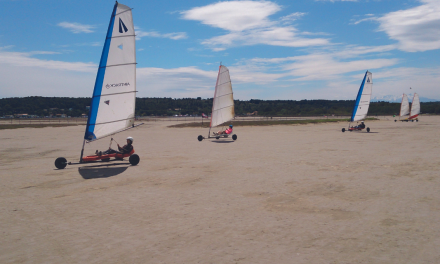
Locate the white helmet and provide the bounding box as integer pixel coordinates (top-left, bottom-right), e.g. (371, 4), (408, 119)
(127, 136), (134, 143)
(361, 121), (364, 123)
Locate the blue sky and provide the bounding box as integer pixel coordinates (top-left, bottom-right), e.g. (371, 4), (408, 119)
(1, 0), (439, 100)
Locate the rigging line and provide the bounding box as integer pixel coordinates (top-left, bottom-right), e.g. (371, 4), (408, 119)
(89, 117), (135, 126)
(99, 62), (137, 69)
(213, 104), (234, 112)
(93, 91), (138, 98)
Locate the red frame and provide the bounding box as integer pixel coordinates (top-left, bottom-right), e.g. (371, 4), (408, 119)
(82, 149), (135, 162)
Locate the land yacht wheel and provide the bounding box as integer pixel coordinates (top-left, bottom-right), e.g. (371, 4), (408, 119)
(197, 135), (203, 141)
(342, 128), (345, 132)
(232, 134), (237, 140)
(55, 157), (67, 169)
(367, 127), (370, 132)
(129, 154), (140, 166)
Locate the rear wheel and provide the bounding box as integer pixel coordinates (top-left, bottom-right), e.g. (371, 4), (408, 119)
(394, 120), (397, 122)
(416, 119), (418, 122)
(216, 136), (220, 140)
(55, 157), (67, 169)
(197, 135), (203, 141)
(232, 134), (237, 140)
(411, 120), (414, 122)
(342, 128), (345, 133)
(129, 154), (140, 166)
(367, 127), (370, 132)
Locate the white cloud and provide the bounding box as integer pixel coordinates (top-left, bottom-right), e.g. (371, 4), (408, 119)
(58, 22), (95, 33)
(0, 49), (96, 73)
(182, 1), (280, 32)
(135, 28), (187, 40)
(181, 1), (329, 50)
(249, 45), (398, 80)
(377, 0), (440, 52)
(281, 12), (307, 23)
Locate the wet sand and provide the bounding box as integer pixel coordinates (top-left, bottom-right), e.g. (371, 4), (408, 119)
(1, 116), (439, 263)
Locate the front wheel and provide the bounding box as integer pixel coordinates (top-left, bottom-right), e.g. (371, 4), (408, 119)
(394, 120), (397, 122)
(342, 128), (345, 133)
(232, 134), (237, 140)
(55, 157), (67, 169)
(197, 135), (203, 141)
(129, 154), (140, 166)
(367, 127), (370, 133)
(416, 119), (418, 122)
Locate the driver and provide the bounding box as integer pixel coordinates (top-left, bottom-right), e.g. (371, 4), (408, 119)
(96, 136), (134, 156)
(214, 125), (233, 135)
(354, 121), (366, 129)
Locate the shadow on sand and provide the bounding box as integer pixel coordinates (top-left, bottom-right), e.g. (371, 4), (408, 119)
(78, 163), (131, 179)
(211, 140), (235, 143)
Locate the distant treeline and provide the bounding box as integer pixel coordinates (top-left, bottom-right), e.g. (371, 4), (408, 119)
(1, 96), (440, 117)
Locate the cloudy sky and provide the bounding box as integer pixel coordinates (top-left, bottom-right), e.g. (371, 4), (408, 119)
(1, 0), (439, 100)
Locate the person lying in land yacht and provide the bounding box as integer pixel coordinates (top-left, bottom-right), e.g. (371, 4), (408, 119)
(214, 125), (233, 136)
(96, 136), (134, 156)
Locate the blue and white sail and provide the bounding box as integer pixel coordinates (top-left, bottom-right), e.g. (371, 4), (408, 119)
(84, 2), (136, 141)
(351, 71), (373, 122)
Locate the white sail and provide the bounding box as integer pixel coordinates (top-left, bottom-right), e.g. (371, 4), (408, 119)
(84, 3), (136, 141)
(399, 93), (409, 117)
(409, 93), (420, 118)
(210, 65), (235, 128)
(351, 71), (373, 122)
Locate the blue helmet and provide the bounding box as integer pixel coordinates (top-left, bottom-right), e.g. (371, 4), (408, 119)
(229, 125), (233, 128)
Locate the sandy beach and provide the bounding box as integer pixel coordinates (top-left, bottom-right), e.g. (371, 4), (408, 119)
(1, 116), (439, 263)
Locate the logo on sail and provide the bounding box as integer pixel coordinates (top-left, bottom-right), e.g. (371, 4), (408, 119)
(367, 78), (370, 83)
(104, 100), (110, 105)
(119, 18), (128, 33)
(106, 82), (130, 89)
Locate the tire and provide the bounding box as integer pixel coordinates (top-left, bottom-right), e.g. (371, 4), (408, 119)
(197, 135), (203, 141)
(394, 120), (397, 122)
(129, 154), (140, 166)
(367, 127), (370, 133)
(232, 134), (237, 140)
(216, 136), (220, 140)
(411, 120), (414, 122)
(55, 157), (67, 169)
(342, 128), (345, 133)
(416, 119), (418, 122)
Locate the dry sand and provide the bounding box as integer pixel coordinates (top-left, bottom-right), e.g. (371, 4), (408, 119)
(1, 116), (439, 263)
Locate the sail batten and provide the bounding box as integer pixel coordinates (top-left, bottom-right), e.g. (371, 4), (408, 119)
(84, 2), (136, 141)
